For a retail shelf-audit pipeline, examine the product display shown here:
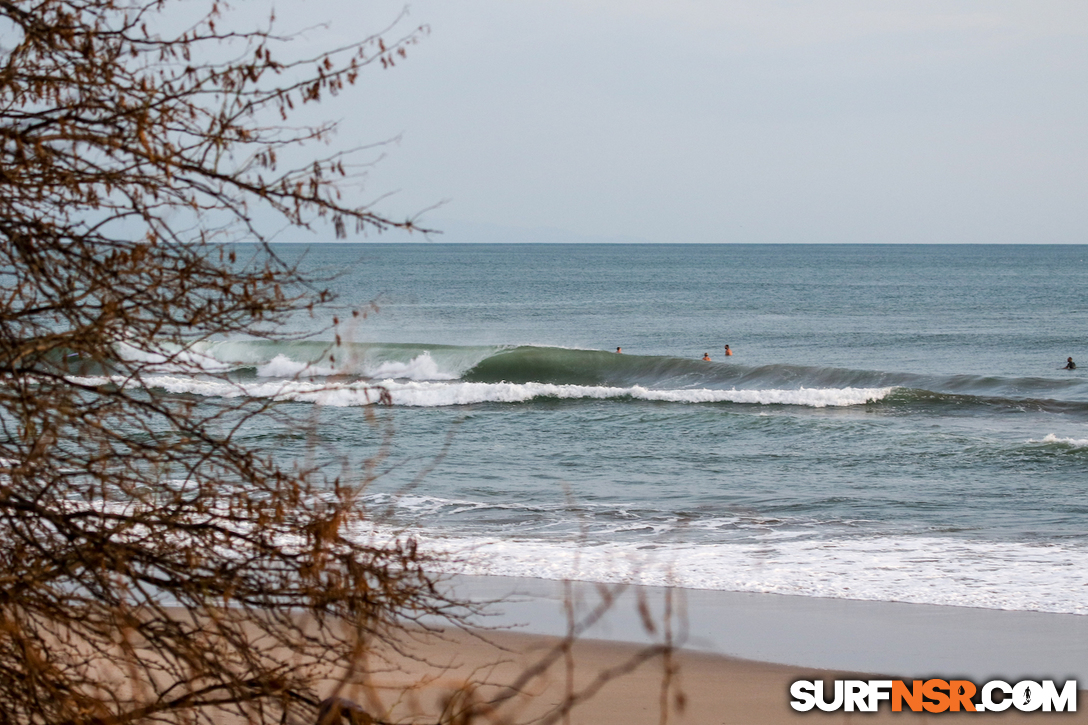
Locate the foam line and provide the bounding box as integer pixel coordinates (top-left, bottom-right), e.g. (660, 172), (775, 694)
(422, 534), (1088, 615)
(74, 373), (894, 409)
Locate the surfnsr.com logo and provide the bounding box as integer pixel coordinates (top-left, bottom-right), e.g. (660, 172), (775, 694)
(790, 679), (1077, 713)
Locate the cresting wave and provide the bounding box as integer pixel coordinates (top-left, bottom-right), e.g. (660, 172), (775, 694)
(71, 339), (1088, 412)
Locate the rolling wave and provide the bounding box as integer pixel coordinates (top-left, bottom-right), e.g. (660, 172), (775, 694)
(51, 340), (1088, 413)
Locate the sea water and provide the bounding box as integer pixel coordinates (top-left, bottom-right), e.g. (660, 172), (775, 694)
(160, 244), (1088, 615)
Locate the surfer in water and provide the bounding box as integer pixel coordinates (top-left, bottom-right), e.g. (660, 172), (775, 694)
(724, 345), (732, 357)
(616, 347), (622, 354)
(702, 352), (711, 361)
(1064, 357), (1076, 370)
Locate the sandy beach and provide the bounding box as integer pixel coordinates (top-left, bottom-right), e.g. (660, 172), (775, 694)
(336, 626), (1088, 724)
(305, 575), (1088, 723)
(444, 575), (1088, 683)
(61, 594), (1088, 724)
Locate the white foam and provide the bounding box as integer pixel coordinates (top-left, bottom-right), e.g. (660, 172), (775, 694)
(118, 339), (464, 382)
(116, 341), (232, 373)
(65, 375), (894, 409)
(370, 382), (892, 408)
(366, 352), (457, 381)
(421, 534), (1088, 615)
(143, 376), (385, 405)
(1031, 434), (1088, 448)
(228, 349), (464, 382)
(256, 354), (337, 378)
(253, 352), (458, 382)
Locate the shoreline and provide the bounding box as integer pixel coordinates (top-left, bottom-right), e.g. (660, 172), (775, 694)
(145, 588), (1088, 723)
(439, 573), (1088, 683)
(353, 626), (1088, 724)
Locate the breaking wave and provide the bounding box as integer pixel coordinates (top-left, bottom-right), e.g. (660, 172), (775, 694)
(62, 340), (1088, 414)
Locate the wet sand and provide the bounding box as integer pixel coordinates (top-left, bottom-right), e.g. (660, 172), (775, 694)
(131, 574), (1088, 722)
(343, 626), (1088, 724)
(304, 574), (1088, 722)
(441, 574), (1088, 683)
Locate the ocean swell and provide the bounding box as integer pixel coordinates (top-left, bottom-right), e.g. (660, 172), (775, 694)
(69, 340), (1088, 414)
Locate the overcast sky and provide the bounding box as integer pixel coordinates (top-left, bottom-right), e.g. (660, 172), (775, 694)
(273, 1), (1088, 243)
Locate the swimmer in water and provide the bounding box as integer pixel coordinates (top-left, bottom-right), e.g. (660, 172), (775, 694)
(724, 345), (732, 357)
(702, 352), (711, 361)
(1064, 357), (1076, 370)
(616, 347), (622, 354)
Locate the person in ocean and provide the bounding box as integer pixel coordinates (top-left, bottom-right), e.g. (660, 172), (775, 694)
(724, 345), (732, 357)
(616, 347), (622, 354)
(1065, 357), (1076, 370)
(702, 352), (711, 361)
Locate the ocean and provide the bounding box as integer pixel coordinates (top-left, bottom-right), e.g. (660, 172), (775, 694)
(161, 243), (1088, 615)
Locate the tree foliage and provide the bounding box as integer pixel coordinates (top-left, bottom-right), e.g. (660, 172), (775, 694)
(0, 1), (452, 722)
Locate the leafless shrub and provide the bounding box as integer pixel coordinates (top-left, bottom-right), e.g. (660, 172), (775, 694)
(0, 2), (684, 723)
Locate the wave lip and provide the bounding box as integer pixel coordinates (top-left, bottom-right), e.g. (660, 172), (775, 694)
(190, 340), (501, 381)
(462, 346), (915, 390)
(256, 354), (337, 378)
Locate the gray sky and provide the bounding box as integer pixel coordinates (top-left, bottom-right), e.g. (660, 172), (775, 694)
(275, 1), (1088, 243)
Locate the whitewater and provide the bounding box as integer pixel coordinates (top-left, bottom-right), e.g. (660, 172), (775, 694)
(103, 243), (1088, 616)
